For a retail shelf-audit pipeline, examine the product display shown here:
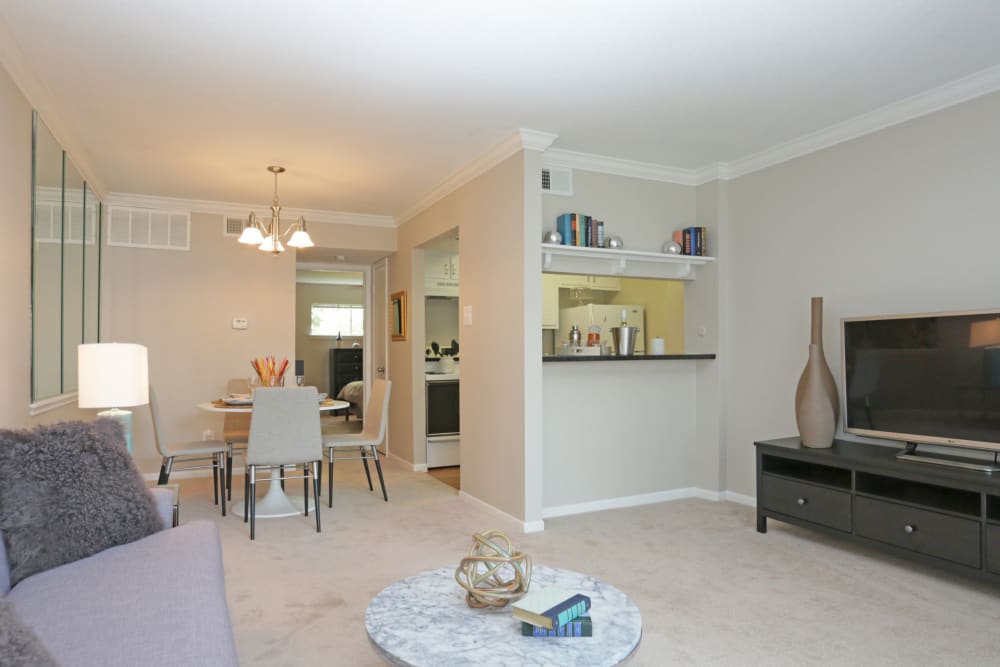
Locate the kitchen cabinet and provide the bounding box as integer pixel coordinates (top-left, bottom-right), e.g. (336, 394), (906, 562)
(425, 252), (459, 297)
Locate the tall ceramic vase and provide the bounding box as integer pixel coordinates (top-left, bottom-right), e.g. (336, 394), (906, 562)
(795, 297), (839, 448)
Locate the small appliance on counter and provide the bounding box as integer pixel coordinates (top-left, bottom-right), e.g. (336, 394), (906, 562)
(559, 304), (645, 354)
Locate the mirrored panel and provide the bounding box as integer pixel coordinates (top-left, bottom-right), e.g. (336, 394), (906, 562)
(32, 116), (63, 401)
(83, 183), (100, 343)
(62, 158), (85, 391)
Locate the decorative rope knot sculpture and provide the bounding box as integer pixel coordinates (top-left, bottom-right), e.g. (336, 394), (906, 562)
(454, 529), (532, 608)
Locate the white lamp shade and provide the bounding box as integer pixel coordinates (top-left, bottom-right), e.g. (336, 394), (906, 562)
(78, 343), (149, 408)
(238, 225), (264, 245)
(259, 237), (284, 253)
(286, 229), (314, 248)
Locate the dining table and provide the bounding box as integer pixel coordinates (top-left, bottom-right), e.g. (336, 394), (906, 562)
(197, 397), (349, 518)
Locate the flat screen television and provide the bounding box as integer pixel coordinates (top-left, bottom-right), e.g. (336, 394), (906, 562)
(842, 309), (1000, 469)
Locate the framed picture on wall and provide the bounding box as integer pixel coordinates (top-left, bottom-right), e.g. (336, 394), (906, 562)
(391, 291), (407, 341)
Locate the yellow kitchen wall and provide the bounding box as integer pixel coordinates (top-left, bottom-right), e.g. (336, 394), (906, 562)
(610, 279), (685, 353)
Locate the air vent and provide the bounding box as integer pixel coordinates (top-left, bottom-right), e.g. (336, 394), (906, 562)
(224, 216), (246, 236)
(107, 206), (190, 251)
(541, 166), (573, 196)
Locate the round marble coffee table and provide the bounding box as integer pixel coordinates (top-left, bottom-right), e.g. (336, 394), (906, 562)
(365, 565), (642, 666)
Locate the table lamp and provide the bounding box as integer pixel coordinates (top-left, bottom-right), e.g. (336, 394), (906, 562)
(78, 343), (149, 453)
(295, 359), (305, 386)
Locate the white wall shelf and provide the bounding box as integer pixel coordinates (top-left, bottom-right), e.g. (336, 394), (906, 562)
(541, 243), (714, 280)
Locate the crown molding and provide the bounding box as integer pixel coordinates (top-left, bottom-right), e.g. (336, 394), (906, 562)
(104, 192), (396, 228)
(725, 63), (1000, 179)
(396, 128), (557, 225)
(0, 16), (108, 197)
(542, 148), (697, 186)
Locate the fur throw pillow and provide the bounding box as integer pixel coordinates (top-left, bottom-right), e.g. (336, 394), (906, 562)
(0, 419), (162, 588)
(0, 597), (58, 666)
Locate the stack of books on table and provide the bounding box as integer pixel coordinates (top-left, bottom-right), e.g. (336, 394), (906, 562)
(512, 587), (592, 637)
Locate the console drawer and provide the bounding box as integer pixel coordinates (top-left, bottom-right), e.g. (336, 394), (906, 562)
(986, 525), (1000, 575)
(760, 474), (851, 532)
(854, 496), (980, 568)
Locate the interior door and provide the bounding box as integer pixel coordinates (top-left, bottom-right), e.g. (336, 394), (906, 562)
(371, 258), (389, 454)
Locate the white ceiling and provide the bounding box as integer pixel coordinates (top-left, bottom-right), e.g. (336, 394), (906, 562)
(3, 1), (1000, 219)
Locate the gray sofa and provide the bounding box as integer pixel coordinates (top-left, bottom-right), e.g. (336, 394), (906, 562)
(1, 488), (239, 666)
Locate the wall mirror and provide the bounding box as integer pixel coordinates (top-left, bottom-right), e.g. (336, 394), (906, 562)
(31, 111), (102, 409)
(391, 291), (407, 341)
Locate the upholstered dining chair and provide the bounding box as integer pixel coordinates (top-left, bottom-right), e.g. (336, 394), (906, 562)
(244, 387), (323, 540)
(223, 378), (251, 500)
(149, 387), (229, 516)
(320, 379), (391, 507)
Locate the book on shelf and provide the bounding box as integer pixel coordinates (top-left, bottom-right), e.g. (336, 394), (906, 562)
(511, 587), (592, 630)
(679, 226), (707, 256)
(555, 213), (607, 248)
(521, 615), (592, 637)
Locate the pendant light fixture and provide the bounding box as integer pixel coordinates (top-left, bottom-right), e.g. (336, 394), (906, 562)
(238, 165), (314, 254)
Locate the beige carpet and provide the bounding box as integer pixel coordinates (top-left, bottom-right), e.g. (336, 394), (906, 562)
(176, 459), (1000, 666)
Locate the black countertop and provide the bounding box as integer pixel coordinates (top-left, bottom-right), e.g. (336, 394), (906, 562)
(543, 353), (716, 362)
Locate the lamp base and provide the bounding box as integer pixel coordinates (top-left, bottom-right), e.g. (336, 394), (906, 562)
(97, 408), (133, 454)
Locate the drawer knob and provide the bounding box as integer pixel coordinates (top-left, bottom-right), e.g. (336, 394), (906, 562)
(796, 497), (807, 506)
(904, 524), (916, 534)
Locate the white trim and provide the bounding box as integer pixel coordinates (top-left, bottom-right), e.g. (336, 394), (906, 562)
(458, 490), (544, 534)
(543, 148), (697, 186)
(389, 451), (426, 472)
(722, 491), (756, 507)
(542, 486), (753, 518)
(104, 192), (396, 228)
(725, 63), (1000, 179)
(29, 392), (79, 416)
(693, 163), (731, 186)
(396, 128), (557, 225)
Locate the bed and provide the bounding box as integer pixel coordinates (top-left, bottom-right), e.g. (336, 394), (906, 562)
(336, 380), (365, 420)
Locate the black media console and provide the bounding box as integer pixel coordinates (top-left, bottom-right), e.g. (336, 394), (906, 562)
(755, 437), (1000, 583)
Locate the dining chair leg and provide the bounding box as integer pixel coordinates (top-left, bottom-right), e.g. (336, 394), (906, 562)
(312, 461), (322, 533)
(279, 464), (285, 491)
(328, 455), (334, 508)
(249, 465), (256, 540)
(226, 446), (234, 501)
(212, 457), (220, 505)
(244, 470), (250, 523)
(361, 449), (374, 491)
(372, 447), (388, 502)
(218, 453), (227, 517)
(303, 463), (310, 517)
(317, 457), (322, 497)
(157, 457), (171, 485)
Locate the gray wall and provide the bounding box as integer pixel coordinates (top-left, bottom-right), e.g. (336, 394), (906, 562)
(723, 90), (1000, 496)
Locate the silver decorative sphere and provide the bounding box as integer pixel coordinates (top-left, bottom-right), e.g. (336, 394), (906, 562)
(662, 241), (682, 254)
(543, 230), (562, 244)
(607, 236), (624, 249)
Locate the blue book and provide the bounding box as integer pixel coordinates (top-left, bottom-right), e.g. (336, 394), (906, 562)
(556, 214), (573, 245)
(522, 615), (592, 637)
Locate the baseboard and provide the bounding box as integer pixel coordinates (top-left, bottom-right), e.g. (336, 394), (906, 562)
(722, 491), (756, 507)
(382, 450), (426, 472)
(542, 486), (756, 518)
(458, 490), (544, 534)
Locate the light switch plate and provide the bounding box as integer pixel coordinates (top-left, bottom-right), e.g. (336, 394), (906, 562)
(463, 305), (473, 326)
(232, 318), (248, 330)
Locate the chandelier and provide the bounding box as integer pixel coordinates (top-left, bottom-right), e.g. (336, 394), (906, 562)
(237, 165), (314, 254)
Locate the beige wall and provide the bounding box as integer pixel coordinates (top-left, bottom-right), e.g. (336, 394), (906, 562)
(0, 63), (33, 428)
(295, 282), (364, 395)
(390, 152), (530, 519)
(723, 91), (1000, 497)
(103, 211), (296, 474)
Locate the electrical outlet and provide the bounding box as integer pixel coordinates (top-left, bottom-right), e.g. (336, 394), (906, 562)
(202, 429), (215, 441)
(232, 318), (248, 330)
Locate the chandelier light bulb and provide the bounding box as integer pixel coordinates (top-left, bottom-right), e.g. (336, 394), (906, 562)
(238, 225), (264, 245)
(287, 229), (314, 249)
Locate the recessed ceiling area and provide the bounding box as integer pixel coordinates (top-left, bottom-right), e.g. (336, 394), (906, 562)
(3, 1), (1000, 219)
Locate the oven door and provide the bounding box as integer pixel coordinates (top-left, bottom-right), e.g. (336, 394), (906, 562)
(426, 380), (460, 436)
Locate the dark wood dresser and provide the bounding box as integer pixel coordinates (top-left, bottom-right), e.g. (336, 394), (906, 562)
(329, 347), (363, 398)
